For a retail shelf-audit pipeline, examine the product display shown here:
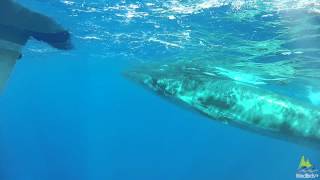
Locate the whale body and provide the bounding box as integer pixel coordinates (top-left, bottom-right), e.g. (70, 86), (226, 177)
(125, 61), (320, 148)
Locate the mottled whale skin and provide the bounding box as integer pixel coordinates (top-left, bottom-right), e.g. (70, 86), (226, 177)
(125, 61), (320, 148)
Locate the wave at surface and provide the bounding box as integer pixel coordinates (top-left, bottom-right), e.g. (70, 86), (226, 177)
(19, 0), (320, 105)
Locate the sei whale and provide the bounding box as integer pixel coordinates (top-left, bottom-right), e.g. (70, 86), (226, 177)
(125, 61), (320, 148)
(0, 0), (73, 91)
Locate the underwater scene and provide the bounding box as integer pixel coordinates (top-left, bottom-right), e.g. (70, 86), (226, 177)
(0, 0), (320, 179)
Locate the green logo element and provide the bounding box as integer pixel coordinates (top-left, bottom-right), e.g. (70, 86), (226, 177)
(299, 156), (313, 169)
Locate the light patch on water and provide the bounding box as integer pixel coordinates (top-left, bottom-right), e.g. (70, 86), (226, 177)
(78, 36), (103, 40)
(281, 51), (292, 56)
(148, 37), (183, 48)
(146, 3), (155, 7)
(124, 4), (149, 21)
(309, 8), (320, 14)
(159, 0), (320, 17)
(61, 0), (75, 6)
(168, 15), (176, 20)
(154, 24), (161, 28)
(294, 51), (304, 54)
(72, 7), (100, 13)
(271, 0), (320, 11)
(166, 0), (226, 14)
(129, 4), (140, 9)
(307, 86), (320, 106)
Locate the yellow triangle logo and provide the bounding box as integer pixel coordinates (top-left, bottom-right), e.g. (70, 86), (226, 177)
(298, 155), (313, 169)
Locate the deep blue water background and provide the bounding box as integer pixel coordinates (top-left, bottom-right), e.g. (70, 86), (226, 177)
(0, 0), (319, 180)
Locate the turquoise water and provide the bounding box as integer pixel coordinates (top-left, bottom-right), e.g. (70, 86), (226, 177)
(0, 0), (320, 179)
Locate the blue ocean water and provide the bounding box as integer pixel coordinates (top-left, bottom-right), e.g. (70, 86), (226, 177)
(0, 0), (320, 180)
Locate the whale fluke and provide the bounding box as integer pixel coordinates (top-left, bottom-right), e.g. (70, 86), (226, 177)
(125, 61), (320, 149)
